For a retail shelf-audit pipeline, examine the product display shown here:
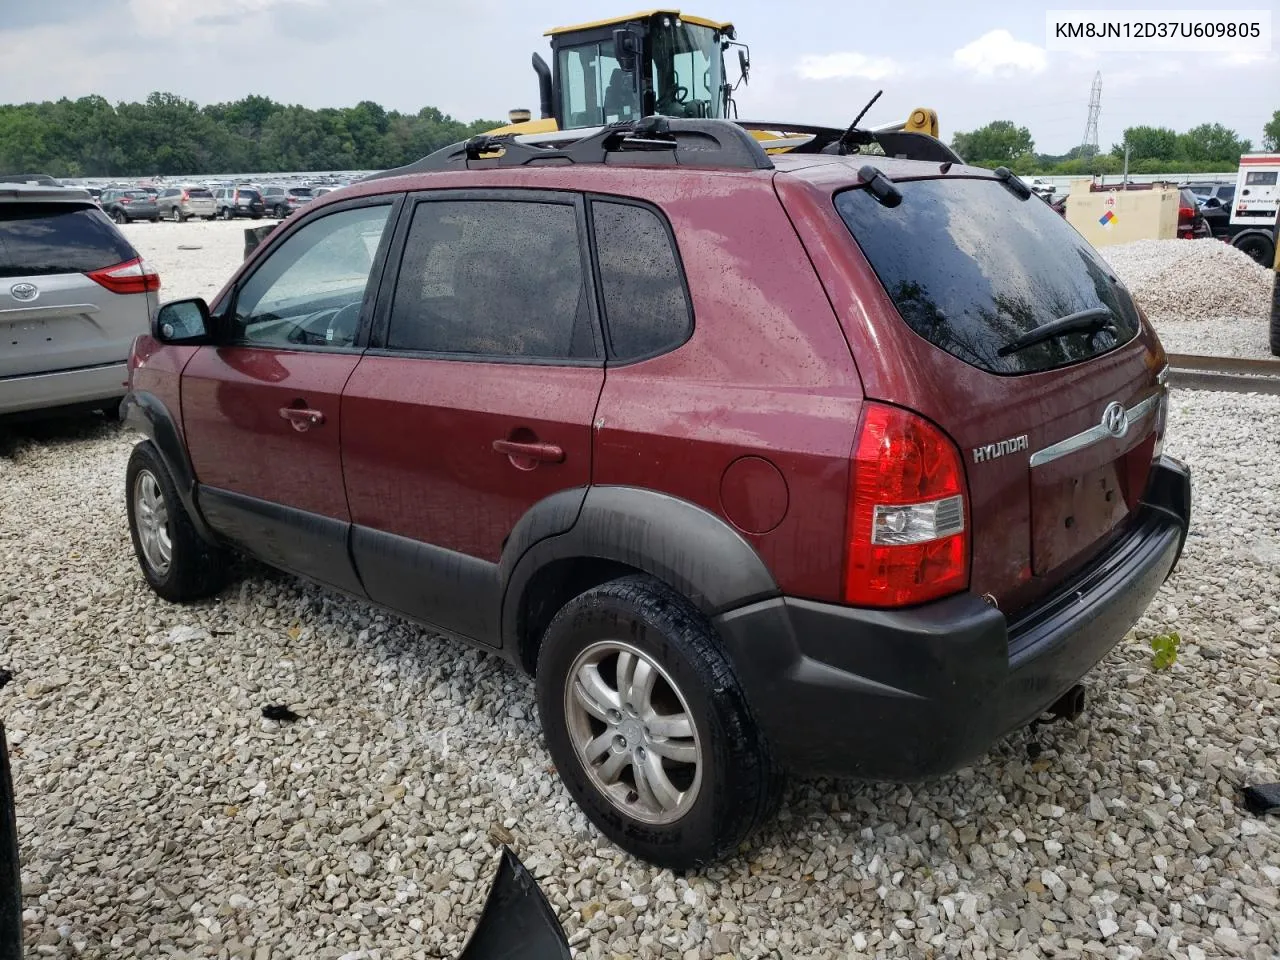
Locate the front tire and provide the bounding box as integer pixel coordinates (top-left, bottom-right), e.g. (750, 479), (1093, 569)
(536, 574), (784, 869)
(126, 441), (228, 602)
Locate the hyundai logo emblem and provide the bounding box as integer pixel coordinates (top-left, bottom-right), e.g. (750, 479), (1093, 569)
(9, 282), (37, 302)
(1101, 401), (1127, 439)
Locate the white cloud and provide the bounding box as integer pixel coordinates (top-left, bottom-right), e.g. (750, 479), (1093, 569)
(953, 30), (1047, 77)
(796, 52), (901, 82)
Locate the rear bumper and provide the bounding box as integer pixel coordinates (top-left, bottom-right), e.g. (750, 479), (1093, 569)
(714, 455), (1191, 779)
(0, 362), (128, 417)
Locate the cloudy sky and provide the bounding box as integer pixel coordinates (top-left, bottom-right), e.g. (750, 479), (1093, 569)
(1, 0), (1275, 154)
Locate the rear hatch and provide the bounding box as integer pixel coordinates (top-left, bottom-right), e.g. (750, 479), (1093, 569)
(823, 171), (1166, 614)
(0, 202), (153, 377)
(185, 187), (215, 209)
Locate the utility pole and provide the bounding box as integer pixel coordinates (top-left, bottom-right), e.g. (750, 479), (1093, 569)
(1123, 142), (1130, 187)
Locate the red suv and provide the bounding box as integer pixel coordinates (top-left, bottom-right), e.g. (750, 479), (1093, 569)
(122, 120), (1190, 868)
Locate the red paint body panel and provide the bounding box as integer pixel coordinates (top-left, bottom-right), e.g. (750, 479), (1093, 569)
(588, 173), (863, 602)
(181, 346), (359, 519)
(127, 334), (198, 446)
(341, 357), (603, 562)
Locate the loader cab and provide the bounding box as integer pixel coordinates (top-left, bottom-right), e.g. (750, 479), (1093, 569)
(538, 11), (738, 130)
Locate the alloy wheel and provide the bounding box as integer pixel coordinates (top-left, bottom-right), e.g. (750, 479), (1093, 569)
(133, 469), (172, 576)
(563, 640), (703, 825)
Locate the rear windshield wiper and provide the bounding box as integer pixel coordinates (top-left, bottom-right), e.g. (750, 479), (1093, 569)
(997, 307), (1115, 357)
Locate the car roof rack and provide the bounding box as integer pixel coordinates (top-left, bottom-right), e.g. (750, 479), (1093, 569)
(365, 117), (774, 180)
(363, 116), (963, 183)
(735, 121), (962, 164)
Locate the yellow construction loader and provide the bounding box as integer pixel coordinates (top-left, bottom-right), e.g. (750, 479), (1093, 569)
(488, 9), (939, 144)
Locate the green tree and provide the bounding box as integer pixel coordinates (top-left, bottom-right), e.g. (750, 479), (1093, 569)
(1265, 110), (1280, 152)
(1112, 125), (1178, 162)
(950, 120), (1035, 166)
(1177, 123), (1251, 165)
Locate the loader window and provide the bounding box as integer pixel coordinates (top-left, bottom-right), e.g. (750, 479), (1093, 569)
(650, 21), (724, 118)
(558, 41), (639, 128)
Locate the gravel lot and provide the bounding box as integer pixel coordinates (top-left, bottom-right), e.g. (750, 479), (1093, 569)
(2, 388), (1279, 959)
(0, 217), (1276, 959)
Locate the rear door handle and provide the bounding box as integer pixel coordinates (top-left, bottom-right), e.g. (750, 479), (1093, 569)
(492, 439), (565, 463)
(279, 406), (326, 432)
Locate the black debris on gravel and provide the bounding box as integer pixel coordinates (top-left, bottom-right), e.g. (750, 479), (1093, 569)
(261, 704), (302, 723)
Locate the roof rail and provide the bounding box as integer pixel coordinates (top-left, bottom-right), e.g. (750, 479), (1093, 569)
(365, 117), (773, 180)
(735, 121), (962, 164)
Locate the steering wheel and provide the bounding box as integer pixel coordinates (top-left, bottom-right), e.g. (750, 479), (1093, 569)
(670, 85), (689, 104)
(287, 301), (361, 346)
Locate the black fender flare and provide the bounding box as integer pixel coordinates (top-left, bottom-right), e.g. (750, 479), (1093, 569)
(498, 485), (780, 652)
(120, 390), (218, 544)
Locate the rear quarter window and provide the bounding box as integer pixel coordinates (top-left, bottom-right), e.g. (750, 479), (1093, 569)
(591, 200), (691, 359)
(0, 203), (136, 278)
(834, 177), (1142, 375)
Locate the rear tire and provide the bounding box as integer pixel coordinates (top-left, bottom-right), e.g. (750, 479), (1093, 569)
(1235, 233), (1275, 268)
(274, 204), (287, 218)
(126, 441), (228, 603)
(112, 209), (127, 225)
(535, 574), (784, 869)
(149, 216), (159, 223)
(220, 207), (232, 221)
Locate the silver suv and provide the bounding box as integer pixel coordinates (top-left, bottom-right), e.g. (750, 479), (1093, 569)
(1, 185), (159, 419)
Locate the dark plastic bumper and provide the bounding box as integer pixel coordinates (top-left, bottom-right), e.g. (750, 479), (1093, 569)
(713, 455), (1191, 779)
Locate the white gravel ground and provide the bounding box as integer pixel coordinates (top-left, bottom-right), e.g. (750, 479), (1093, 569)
(121, 219), (269, 303)
(2, 388), (1279, 958)
(1101, 239), (1275, 360)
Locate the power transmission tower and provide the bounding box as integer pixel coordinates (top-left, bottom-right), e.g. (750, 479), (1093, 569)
(1079, 71), (1102, 158)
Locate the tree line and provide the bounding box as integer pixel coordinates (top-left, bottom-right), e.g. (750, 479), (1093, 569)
(0, 93), (500, 178)
(2, 92), (1276, 179)
(950, 110), (1279, 176)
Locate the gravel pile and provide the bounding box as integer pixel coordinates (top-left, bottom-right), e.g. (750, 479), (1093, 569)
(1101, 239), (1273, 325)
(1, 392), (1278, 958)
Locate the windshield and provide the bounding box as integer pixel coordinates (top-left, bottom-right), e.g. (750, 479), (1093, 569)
(650, 21), (724, 118)
(835, 177), (1141, 376)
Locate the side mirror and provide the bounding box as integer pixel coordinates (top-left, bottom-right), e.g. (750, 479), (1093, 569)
(612, 28), (640, 71)
(154, 298), (213, 344)
(738, 48), (750, 84)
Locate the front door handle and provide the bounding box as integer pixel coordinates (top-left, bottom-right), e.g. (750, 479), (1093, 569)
(492, 439), (565, 464)
(279, 406), (326, 432)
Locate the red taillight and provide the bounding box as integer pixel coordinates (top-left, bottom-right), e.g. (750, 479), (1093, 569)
(120, 197), (131, 204)
(181, 190), (189, 201)
(1178, 206), (1193, 220)
(844, 403), (969, 608)
(86, 257), (161, 295)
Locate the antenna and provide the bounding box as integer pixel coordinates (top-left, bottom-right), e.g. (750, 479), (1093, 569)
(1079, 71), (1101, 157)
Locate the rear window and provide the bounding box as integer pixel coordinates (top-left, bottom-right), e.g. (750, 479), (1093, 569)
(123, 190), (149, 200)
(1245, 171), (1278, 187)
(288, 188), (313, 198)
(834, 177), (1142, 375)
(0, 203), (135, 278)
(186, 187), (213, 198)
(239, 189), (262, 200)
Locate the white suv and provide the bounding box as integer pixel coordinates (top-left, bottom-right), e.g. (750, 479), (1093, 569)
(0, 184), (159, 419)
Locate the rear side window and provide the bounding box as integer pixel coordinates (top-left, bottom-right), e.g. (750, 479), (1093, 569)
(0, 203), (135, 278)
(591, 201), (691, 359)
(834, 178), (1142, 375)
(387, 200), (597, 360)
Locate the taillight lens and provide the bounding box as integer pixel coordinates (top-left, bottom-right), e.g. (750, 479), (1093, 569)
(86, 257), (161, 295)
(181, 190), (189, 201)
(845, 403), (969, 607)
(1178, 206), (1193, 220)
